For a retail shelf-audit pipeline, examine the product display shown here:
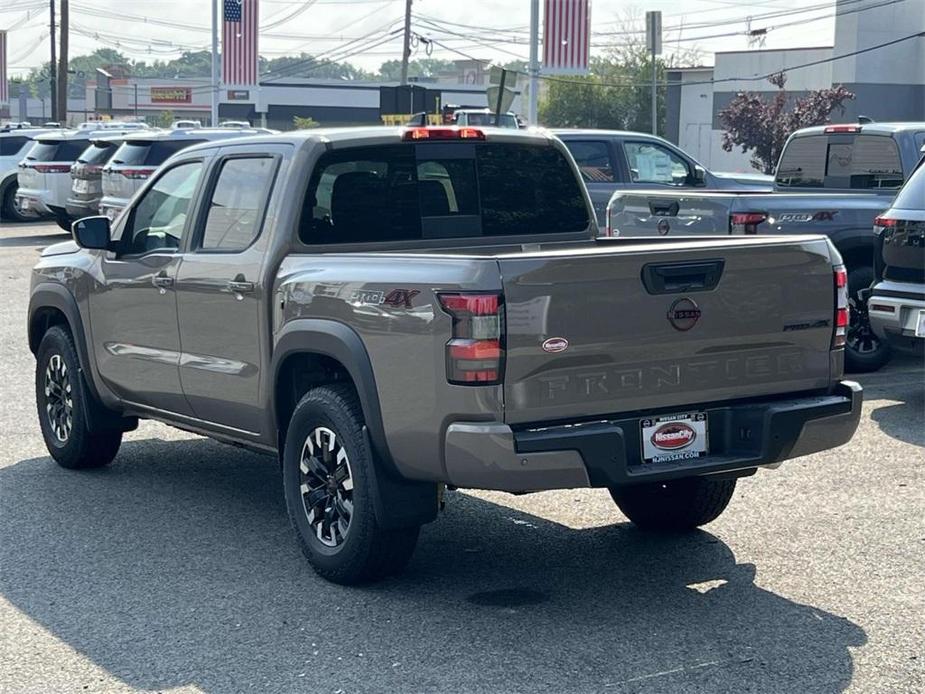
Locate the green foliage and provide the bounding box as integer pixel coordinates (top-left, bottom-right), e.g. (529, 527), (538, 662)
(539, 49), (671, 132)
(292, 115), (320, 129)
(153, 110), (175, 128)
(377, 58), (456, 81)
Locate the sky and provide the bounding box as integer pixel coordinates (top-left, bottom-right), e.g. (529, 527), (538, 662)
(1, 0), (843, 79)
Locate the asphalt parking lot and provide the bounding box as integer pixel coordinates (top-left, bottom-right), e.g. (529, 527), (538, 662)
(0, 220), (922, 694)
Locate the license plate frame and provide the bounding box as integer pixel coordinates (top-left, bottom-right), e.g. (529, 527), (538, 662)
(640, 412), (709, 464)
(915, 309), (925, 338)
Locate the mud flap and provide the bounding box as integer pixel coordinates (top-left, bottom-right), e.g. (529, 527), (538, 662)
(363, 427), (439, 529)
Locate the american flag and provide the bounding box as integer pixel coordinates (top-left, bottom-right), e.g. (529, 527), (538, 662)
(223, 0), (258, 86)
(543, 0), (591, 75)
(0, 31), (8, 106)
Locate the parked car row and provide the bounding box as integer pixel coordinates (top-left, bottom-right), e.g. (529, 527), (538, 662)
(600, 120), (925, 371)
(2, 125), (274, 228)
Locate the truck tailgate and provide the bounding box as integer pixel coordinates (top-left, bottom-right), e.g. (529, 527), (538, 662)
(499, 236), (836, 425)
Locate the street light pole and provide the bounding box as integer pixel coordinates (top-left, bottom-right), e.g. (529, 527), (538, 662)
(528, 0), (539, 125)
(49, 0), (56, 122)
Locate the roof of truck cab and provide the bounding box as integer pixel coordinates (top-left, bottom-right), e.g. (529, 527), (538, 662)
(176, 125), (559, 154)
(551, 128), (673, 141)
(792, 122), (925, 136)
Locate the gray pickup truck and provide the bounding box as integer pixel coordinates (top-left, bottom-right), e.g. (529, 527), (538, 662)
(606, 122), (925, 372)
(29, 126), (862, 585)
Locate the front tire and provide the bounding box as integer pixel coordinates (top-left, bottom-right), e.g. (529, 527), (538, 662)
(609, 477), (736, 531)
(35, 326), (122, 469)
(282, 384), (420, 585)
(54, 213), (73, 232)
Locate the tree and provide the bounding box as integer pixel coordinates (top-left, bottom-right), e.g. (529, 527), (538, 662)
(377, 58), (455, 81)
(719, 72), (854, 173)
(292, 115), (319, 129)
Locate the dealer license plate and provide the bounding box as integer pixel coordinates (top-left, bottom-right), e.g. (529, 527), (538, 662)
(641, 412), (708, 464)
(18, 198), (30, 211)
(915, 310), (925, 338)
(73, 179), (90, 193)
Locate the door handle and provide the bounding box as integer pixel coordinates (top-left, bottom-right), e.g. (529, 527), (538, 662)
(152, 274), (174, 290)
(227, 279), (255, 294)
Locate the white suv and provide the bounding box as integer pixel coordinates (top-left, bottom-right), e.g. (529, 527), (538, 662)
(1, 128), (57, 222)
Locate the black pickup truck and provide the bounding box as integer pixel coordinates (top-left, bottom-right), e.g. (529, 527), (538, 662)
(605, 122), (925, 372)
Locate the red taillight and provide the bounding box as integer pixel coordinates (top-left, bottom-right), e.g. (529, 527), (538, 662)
(730, 212), (767, 235)
(833, 264), (849, 349)
(33, 164), (72, 173)
(824, 124), (861, 134)
(402, 127), (485, 141)
(438, 292), (504, 385)
(873, 216), (899, 228)
(120, 168), (154, 180)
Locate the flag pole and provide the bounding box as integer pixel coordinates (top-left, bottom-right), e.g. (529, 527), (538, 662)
(211, 0), (220, 127)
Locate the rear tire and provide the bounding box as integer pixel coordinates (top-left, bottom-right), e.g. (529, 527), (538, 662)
(282, 384), (420, 585)
(1, 182), (31, 223)
(609, 477), (736, 531)
(845, 265), (891, 373)
(35, 326), (122, 469)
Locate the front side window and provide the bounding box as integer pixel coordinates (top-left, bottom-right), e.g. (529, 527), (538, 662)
(120, 161), (203, 255)
(623, 142), (690, 186)
(564, 140), (616, 183)
(0, 136), (30, 156)
(298, 142), (589, 245)
(200, 157), (276, 251)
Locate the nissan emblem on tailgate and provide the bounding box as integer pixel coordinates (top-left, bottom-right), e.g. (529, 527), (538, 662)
(668, 298), (701, 331)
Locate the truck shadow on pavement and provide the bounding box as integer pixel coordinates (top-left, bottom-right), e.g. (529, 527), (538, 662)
(1, 438), (866, 694)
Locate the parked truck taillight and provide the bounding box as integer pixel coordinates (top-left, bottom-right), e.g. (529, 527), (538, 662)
(437, 293), (504, 385)
(833, 264), (849, 348)
(730, 212), (767, 234)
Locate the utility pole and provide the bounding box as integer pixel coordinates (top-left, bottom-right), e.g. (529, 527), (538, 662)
(528, 0), (539, 125)
(399, 0), (412, 86)
(49, 0), (56, 122)
(58, 0), (69, 126)
(211, 0), (220, 126)
(646, 11), (662, 136)
(133, 83), (138, 120)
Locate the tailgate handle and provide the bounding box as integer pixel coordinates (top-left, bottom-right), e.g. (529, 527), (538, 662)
(648, 199), (680, 217)
(641, 259), (725, 294)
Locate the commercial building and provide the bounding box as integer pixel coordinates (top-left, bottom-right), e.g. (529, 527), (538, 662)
(666, 0), (924, 171)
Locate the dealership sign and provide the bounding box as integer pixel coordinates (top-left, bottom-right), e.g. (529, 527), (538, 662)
(151, 87), (193, 104)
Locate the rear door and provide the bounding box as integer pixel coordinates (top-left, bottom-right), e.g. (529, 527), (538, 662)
(561, 138), (619, 226)
(499, 237), (836, 425)
(174, 145), (285, 435)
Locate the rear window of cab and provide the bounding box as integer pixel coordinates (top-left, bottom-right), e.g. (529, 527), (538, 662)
(776, 134), (904, 189)
(298, 141), (589, 244)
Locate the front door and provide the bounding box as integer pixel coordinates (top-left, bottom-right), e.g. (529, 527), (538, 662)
(175, 149), (283, 436)
(89, 159), (206, 415)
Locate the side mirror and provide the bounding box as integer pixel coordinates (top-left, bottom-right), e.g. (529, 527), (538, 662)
(692, 165), (707, 186)
(72, 216), (111, 250)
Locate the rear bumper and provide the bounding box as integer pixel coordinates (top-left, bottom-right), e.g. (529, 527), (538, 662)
(65, 199), (100, 219)
(98, 196), (129, 221)
(14, 187), (53, 216)
(444, 381), (862, 492)
(868, 282), (925, 351)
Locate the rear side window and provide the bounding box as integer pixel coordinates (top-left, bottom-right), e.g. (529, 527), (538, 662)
(777, 134), (904, 189)
(299, 142), (589, 244)
(0, 136), (30, 156)
(776, 135), (826, 187)
(563, 140), (616, 183)
(200, 157), (277, 251)
(110, 141), (150, 165)
(25, 141), (61, 162)
(892, 162), (925, 210)
(78, 142), (116, 165)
